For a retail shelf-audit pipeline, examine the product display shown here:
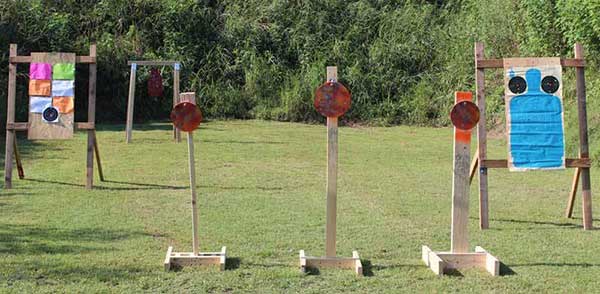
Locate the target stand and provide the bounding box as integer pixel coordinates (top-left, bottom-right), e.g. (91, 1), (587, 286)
(422, 92), (500, 276)
(163, 92), (226, 271)
(299, 66), (362, 276)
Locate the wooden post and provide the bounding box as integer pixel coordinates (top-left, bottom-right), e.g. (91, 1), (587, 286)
(86, 44), (97, 189)
(475, 42), (489, 229)
(325, 66), (338, 258)
(4, 44), (17, 189)
(451, 92), (472, 253)
(125, 63), (137, 143)
(574, 43), (593, 230)
(173, 63), (181, 142)
(188, 130), (199, 256)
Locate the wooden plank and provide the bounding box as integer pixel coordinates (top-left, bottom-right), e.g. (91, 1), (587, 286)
(302, 256), (360, 269)
(187, 130), (200, 255)
(436, 252), (486, 269)
(325, 66), (338, 257)
(475, 246), (500, 276)
(179, 92), (196, 104)
(451, 92), (472, 253)
(4, 44), (17, 189)
(75, 56), (96, 64)
(469, 150), (479, 184)
(125, 63), (137, 143)
(476, 58), (584, 68)
(6, 122), (28, 130)
(86, 44), (97, 189)
(164, 246), (174, 271)
(427, 250), (445, 276)
(11, 55), (95, 64)
(475, 42), (489, 230)
(13, 137), (24, 179)
(566, 167), (581, 218)
(28, 52), (76, 140)
(574, 44), (593, 230)
(173, 64), (181, 142)
(127, 60), (180, 66)
(93, 130), (104, 181)
(352, 250), (363, 276)
(482, 158), (590, 168)
(75, 122), (95, 130)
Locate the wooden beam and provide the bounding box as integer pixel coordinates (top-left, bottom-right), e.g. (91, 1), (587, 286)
(566, 167), (581, 218)
(469, 150), (479, 185)
(127, 60), (180, 66)
(475, 42), (489, 230)
(10, 55), (96, 64)
(476, 58), (585, 69)
(173, 63), (181, 142)
(13, 137), (24, 179)
(75, 122), (95, 130)
(574, 43), (593, 230)
(482, 158), (590, 168)
(125, 63), (137, 143)
(93, 130), (104, 182)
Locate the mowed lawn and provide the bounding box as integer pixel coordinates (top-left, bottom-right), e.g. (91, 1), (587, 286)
(0, 120), (599, 293)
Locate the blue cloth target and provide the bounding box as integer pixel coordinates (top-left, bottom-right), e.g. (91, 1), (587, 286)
(508, 68), (564, 169)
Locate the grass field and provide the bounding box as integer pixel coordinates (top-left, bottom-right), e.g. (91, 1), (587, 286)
(1, 120), (599, 293)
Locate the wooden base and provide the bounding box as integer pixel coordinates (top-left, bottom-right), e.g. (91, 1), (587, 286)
(299, 250), (362, 276)
(422, 245), (499, 276)
(164, 246), (226, 271)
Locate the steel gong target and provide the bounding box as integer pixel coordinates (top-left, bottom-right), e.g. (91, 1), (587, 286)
(450, 101), (480, 130)
(314, 81), (351, 117)
(170, 102), (202, 132)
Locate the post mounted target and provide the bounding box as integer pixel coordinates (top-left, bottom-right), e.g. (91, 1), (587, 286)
(170, 102), (202, 132)
(450, 101), (480, 130)
(314, 81), (351, 117)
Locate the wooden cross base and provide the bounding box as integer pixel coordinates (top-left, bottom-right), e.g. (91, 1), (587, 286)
(422, 245), (499, 276)
(164, 246), (226, 271)
(299, 250), (363, 276)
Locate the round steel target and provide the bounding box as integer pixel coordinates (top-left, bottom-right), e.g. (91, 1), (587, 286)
(508, 76), (527, 94)
(170, 102), (202, 132)
(314, 81), (351, 117)
(541, 76), (559, 94)
(450, 101), (480, 130)
(42, 106), (59, 122)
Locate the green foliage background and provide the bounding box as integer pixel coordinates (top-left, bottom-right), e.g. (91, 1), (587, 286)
(0, 0), (599, 130)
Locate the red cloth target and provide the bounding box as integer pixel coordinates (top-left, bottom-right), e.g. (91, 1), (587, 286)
(314, 81), (351, 117)
(450, 101), (480, 130)
(170, 102), (202, 132)
(147, 68), (164, 97)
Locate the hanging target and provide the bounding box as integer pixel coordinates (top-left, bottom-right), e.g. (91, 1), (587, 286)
(147, 68), (164, 97)
(314, 81), (351, 117)
(170, 102), (202, 132)
(42, 106), (60, 123)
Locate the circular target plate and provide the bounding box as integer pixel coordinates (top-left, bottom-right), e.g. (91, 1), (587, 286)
(541, 76), (559, 94)
(450, 101), (480, 130)
(508, 76), (527, 94)
(314, 81), (351, 117)
(42, 106), (59, 122)
(170, 102), (202, 132)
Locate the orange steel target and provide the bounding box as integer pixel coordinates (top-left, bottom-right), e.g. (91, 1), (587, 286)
(314, 81), (351, 117)
(450, 100), (480, 131)
(170, 102), (202, 132)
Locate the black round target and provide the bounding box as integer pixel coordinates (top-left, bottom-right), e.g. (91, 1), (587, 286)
(42, 107), (59, 122)
(541, 76), (559, 94)
(508, 76), (527, 94)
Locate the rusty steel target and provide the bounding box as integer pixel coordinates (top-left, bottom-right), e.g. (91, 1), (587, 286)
(450, 100), (480, 130)
(170, 102), (202, 132)
(314, 81), (351, 117)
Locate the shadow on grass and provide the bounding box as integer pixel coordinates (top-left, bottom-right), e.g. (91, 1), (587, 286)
(23, 178), (188, 191)
(361, 259), (374, 276)
(511, 262), (600, 268)
(202, 139), (285, 145)
(500, 262), (516, 275)
(474, 217), (583, 229)
(4, 263), (148, 286)
(0, 223), (150, 255)
(226, 257), (241, 270)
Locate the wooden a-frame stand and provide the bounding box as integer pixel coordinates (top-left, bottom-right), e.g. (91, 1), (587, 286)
(423, 92), (500, 276)
(470, 43), (593, 230)
(299, 67), (362, 276)
(4, 44), (104, 189)
(164, 92), (226, 271)
(125, 60), (181, 143)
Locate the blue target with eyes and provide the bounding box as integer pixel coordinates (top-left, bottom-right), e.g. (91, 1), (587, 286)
(507, 68), (564, 169)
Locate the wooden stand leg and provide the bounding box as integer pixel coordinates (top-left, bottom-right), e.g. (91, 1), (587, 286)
(566, 167), (581, 218)
(4, 44), (17, 189)
(475, 42), (489, 230)
(4, 131), (15, 189)
(187, 131), (199, 255)
(574, 44), (593, 230)
(125, 64), (136, 143)
(13, 136), (24, 179)
(86, 130), (94, 189)
(326, 116), (338, 257)
(173, 65), (181, 142)
(92, 130), (104, 181)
